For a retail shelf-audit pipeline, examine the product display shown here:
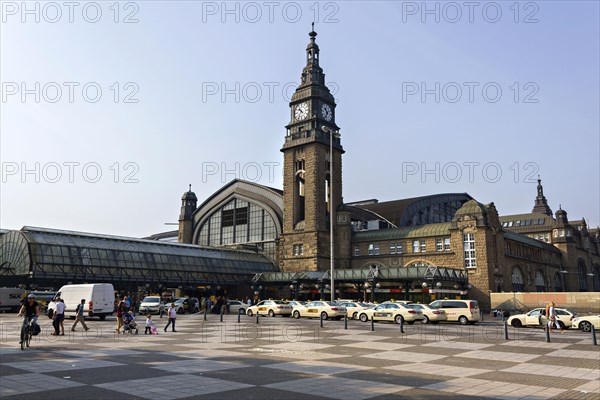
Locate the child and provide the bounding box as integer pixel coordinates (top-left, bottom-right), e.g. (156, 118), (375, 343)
(145, 314), (155, 335)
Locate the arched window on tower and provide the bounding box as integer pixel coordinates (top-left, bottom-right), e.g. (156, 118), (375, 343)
(511, 267), (524, 292)
(294, 159), (306, 226)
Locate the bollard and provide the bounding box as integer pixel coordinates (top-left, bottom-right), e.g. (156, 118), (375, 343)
(400, 317), (404, 334)
(237, 309), (242, 323)
(220, 309), (223, 322)
(371, 316), (375, 332)
(256, 313), (259, 324)
(480, 310), (484, 322)
(203, 308), (207, 321)
(504, 319), (509, 340)
(545, 324), (551, 343)
(344, 314), (348, 330)
(320, 313), (324, 328)
(592, 325), (597, 346)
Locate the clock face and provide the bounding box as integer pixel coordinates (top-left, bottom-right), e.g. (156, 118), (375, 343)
(321, 104), (332, 121)
(294, 102), (309, 121)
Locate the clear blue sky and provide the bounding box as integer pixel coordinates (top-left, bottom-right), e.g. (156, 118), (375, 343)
(1, 1), (599, 236)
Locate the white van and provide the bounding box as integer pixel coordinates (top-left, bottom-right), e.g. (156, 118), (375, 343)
(429, 299), (482, 325)
(0, 287), (26, 312)
(57, 283), (115, 320)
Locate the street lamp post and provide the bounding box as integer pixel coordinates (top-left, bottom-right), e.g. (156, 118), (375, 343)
(322, 126), (339, 302)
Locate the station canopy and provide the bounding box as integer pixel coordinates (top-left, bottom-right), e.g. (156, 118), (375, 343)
(0, 227), (276, 286)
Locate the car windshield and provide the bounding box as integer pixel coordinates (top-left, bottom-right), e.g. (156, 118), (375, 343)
(142, 297), (160, 303)
(174, 299), (186, 304)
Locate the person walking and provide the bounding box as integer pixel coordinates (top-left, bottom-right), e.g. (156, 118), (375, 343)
(546, 301), (564, 333)
(71, 299), (89, 332)
(164, 303), (177, 332)
(116, 298), (126, 334)
(52, 296), (65, 336)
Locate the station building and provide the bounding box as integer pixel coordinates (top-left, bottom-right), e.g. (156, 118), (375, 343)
(1, 29), (599, 309)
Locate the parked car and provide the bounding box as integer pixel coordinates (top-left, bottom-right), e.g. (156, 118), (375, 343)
(140, 296), (165, 315)
(507, 307), (574, 329)
(292, 300), (346, 320)
(228, 300), (247, 315)
(167, 298), (199, 314)
(572, 314), (600, 332)
(338, 301), (370, 320)
(358, 302), (424, 324)
(408, 303), (447, 324)
(429, 300), (481, 325)
(247, 300), (293, 317)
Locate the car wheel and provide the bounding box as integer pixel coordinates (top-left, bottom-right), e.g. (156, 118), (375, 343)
(320, 311), (328, 320)
(293, 310), (300, 319)
(394, 314), (404, 324)
(268, 310), (275, 317)
(558, 321), (566, 330)
(359, 313), (368, 323)
(352, 312), (358, 320)
(421, 316), (430, 324)
(458, 316), (469, 325)
(240, 308), (246, 315)
(177, 308), (183, 314)
(580, 321), (592, 332)
(510, 319), (522, 328)
(247, 310), (253, 317)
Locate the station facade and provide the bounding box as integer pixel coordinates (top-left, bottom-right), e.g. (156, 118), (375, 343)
(1, 29), (599, 310)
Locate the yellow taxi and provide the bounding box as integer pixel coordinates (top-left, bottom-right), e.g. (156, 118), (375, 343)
(358, 302), (424, 324)
(246, 300), (292, 317)
(337, 301), (371, 320)
(292, 301), (347, 320)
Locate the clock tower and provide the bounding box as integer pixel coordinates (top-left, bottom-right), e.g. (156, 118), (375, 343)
(279, 27), (350, 272)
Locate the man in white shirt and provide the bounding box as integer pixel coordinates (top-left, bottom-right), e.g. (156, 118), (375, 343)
(164, 303), (177, 332)
(52, 297), (66, 336)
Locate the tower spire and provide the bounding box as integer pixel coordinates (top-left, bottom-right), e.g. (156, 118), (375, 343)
(532, 176), (552, 216)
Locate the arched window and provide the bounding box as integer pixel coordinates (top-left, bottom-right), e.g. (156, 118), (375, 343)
(512, 267), (524, 292)
(593, 264), (600, 292)
(534, 271), (546, 292)
(578, 260), (588, 291)
(554, 272), (563, 292)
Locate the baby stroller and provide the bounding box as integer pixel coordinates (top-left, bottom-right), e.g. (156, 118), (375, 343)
(123, 313), (139, 335)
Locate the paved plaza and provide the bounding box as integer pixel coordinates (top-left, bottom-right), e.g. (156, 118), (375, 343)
(0, 313), (599, 399)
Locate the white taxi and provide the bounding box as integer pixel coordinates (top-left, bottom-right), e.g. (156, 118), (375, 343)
(338, 301), (371, 320)
(246, 300), (292, 317)
(358, 302), (424, 324)
(292, 301), (347, 320)
(571, 314), (600, 332)
(407, 303), (447, 324)
(507, 307), (574, 329)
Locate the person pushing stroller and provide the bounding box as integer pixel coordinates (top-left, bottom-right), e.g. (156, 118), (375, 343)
(123, 311), (138, 334)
